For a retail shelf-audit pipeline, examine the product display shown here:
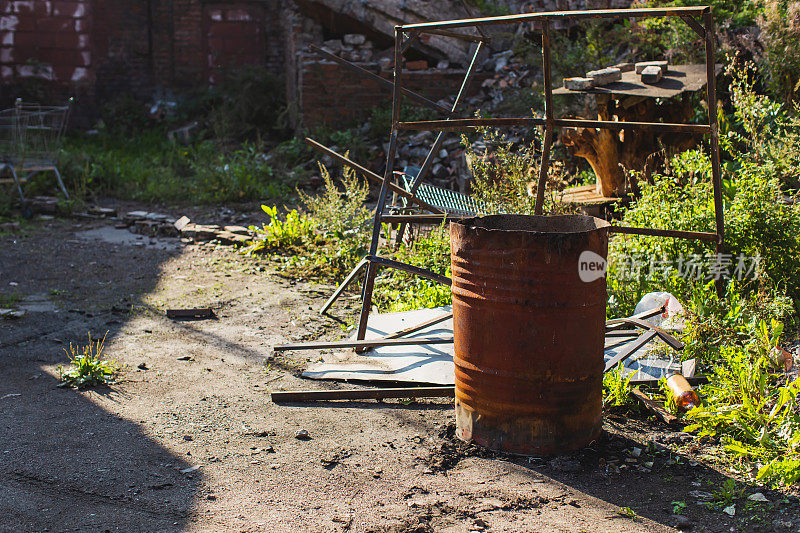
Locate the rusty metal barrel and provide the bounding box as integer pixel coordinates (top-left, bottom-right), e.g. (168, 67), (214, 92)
(450, 214), (610, 455)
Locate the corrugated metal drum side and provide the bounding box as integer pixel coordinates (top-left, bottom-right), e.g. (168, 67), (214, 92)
(450, 214), (609, 455)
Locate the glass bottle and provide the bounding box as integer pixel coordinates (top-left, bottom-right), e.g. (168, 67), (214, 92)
(666, 374), (700, 411)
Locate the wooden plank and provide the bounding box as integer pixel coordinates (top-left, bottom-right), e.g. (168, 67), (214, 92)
(271, 386), (455, 402)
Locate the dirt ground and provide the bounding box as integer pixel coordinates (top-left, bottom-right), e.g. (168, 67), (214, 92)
(2, 208), (799, 533)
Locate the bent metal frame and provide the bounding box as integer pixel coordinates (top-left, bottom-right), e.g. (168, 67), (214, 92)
(275, 6), (724, 354)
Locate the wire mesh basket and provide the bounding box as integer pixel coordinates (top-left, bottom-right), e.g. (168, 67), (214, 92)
(13, 100), (71, 168)
(0, 98), (72, 201)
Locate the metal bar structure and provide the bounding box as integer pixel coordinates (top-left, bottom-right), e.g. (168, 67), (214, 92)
(289, 6), (725, 356)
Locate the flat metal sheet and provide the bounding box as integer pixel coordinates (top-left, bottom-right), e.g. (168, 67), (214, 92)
(302, 307), (456, 385)
(302, 307), (680, 385)
(553, 63), (720, 99)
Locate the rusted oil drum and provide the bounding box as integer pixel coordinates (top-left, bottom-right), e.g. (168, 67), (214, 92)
(450, 214), (610, 455)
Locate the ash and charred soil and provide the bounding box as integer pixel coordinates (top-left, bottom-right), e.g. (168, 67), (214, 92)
(1, 211), (798, 532)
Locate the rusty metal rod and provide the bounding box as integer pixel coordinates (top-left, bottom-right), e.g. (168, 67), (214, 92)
(356, 32), (406, 346)
(534, 18), (553, 216)
(705, 10), (726, 297)
(384, 312), (453, 339)
(319, 257), (369, 314)
(555, 118), (711, 133)
(399, 6), (710, 32)
(400, 31), (421, 54)
(274, 336), (453, 351)
(271, 387), (455, 402)
(679, 14), (706, 38)
(308, 44), (450, 115)
(303, 138), (443, 214)
(397, 117), (710, 133)
(398, 117), (546, 131)
(367, 255), (452, 286)
(609, 225), (718, 241)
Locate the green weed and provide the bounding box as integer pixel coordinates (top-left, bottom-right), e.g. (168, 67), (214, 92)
(58, 332), (119, 389)
(671, 501), (687, 514)
(684, 319), (800, 488)
(0, 293), (20, 308)
(602, 365), (634, 408)
(242, 205), (314, 254)
(616, 506), (641, 520)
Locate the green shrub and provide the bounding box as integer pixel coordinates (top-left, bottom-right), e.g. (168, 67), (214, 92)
(685, 319), (800, 488)
(243, 205), (314, 254)
(607, 64), (800, 317)
(464, 129), (577, 216)
(374, 225), (452, 312)
(759, 0), (800, 105)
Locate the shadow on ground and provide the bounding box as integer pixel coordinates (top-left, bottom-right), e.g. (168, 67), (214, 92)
(0, 219), (201, 532)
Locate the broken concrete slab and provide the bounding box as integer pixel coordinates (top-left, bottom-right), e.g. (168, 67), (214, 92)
(294, 0), (473, 65)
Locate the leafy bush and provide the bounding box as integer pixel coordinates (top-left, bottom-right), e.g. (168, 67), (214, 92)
(243, 163), (371, 284)
(286, 163), (372, 281)
(243, 205), (314, 254)
(685, 319), (800, 488)
(464, 129), (576, 216)
(58, 332), (119, 389)
(607, 64), (800, 317)
(375, 225), (452, 312)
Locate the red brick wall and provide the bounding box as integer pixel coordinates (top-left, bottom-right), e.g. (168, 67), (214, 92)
(0, 0), (287, 115)
(0, 0), (92, 88)
(204, 3), (266, 83)
(299, 59), (488, 128)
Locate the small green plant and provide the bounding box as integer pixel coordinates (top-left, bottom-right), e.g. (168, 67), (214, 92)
(616, 506), (640, 521)
(0, 293), (21, 308)
(242, 205), (314, 254)
(671, 500), (687, 515)
(58, 332), (119, 389)
(602, 365), (634, 408)
(710, 479), (745, 509)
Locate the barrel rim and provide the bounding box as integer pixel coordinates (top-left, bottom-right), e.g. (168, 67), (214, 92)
(451, 214), (610, 236)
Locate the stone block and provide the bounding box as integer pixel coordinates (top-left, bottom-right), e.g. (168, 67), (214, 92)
(586, 67), (621, 86)
(563, 77), (595, 91)
(635, 61), (668, 75)
(641, 65), (663, 84)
